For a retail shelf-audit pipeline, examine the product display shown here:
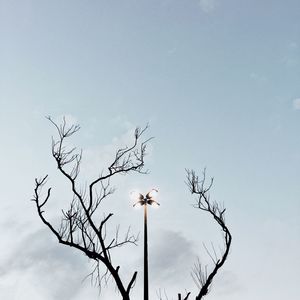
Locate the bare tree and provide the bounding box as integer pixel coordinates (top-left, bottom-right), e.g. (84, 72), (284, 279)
(32, 117), (152, 300)
(176, 169), (232, 300)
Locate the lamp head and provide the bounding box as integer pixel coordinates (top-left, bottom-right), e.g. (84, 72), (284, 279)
(130, 191), (144, 202)
(146, 189), (158, 200)
(146, 189), (159, 206)
(146, 199), (160, 206)
(131, 189), (159, 207)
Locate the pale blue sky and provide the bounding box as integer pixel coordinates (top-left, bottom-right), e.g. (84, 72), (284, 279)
(0, 1), (299, 299)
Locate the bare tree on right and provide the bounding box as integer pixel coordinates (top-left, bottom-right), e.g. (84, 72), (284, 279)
(177, 169), (232, 300)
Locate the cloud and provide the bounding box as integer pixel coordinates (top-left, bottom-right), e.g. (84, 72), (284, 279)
(213, 270), (244, 296)
(148, 230), (197, 290)
(143, 229), (243, 299)
(80, 123), (153, 182)
(250, 72), (268, 83)
(293, 98), (300, 110)
(0, 229), (92, 300)
(54, 114), (78, 126)
(288, 42), (298, 49)
(198, 0), (217, 13)
(283, 56), (299, 67)
(282, 41), (299, 67)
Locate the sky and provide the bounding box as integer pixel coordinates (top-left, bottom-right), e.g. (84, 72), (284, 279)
(0, 0), (300, 299)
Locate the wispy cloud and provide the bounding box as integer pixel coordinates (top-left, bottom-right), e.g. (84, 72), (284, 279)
(293, 98), (300, 110)
(54, 114), (78, 126)
(81, 122), (152, 181)
(149, 230), (197, 289)
(198, 0), (217, 13)
(283, 56), (299, 67)
(0, 229), (90, 300)
(250, 72), (268, 83)
(214, 270), (244, 296)
(282, 41), (300, 67)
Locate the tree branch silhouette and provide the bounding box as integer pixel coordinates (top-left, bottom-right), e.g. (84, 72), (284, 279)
(182, 169), (232, 300)
(32, 117), (151, 300)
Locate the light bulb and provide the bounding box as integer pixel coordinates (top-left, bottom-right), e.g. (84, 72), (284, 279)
(147, 189), (158, 199)
(130, 191), (143, 201)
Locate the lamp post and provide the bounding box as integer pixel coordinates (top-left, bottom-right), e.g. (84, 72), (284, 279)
(132, 189), (159, 300)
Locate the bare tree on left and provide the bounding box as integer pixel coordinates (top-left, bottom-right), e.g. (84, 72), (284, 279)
(32, 117), (151, 300)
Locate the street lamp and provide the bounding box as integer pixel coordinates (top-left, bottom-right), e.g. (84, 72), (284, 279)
(131, 189), (159, 300)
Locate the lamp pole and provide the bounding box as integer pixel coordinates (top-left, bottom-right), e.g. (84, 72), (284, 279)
(132, 189), (159, 300)
(144, 202), (149, 300)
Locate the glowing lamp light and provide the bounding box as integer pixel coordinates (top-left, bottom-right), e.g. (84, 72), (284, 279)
(131, 189), (159, 207)
(146, 189), (158, 199)
(130, 191), (143, 202)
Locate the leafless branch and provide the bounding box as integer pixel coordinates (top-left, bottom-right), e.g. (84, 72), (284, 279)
(185, 169), (232, 300)
(156, 288), (169, 300)
(178, 291), (191, 300)
(32, 117), (151, 300)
